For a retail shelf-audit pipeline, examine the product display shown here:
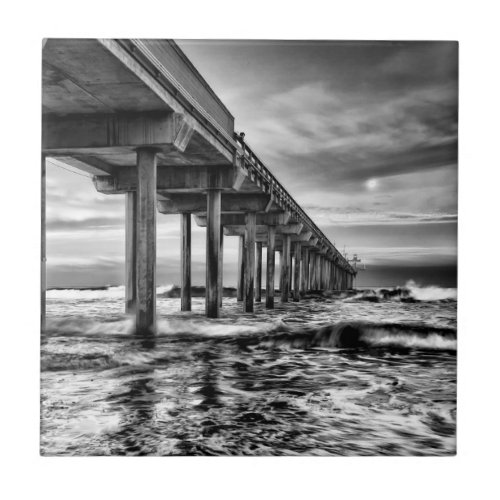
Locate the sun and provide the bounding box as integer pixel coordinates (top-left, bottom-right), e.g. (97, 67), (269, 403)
(365, 178), (379, 191)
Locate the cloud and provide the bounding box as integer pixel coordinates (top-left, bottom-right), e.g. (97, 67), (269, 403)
(45, 41), (458, 287)
(302, 208), (458, 226)
(244, 81), (457, 192)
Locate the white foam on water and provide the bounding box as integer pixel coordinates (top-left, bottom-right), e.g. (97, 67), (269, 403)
(404, 280), (457, 301)
(47, 284), (175, 300)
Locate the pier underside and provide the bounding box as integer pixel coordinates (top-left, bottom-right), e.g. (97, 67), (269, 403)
(42, 38), (355, 330)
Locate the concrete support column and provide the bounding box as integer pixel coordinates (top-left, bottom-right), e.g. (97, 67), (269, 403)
(326, 261), (331, 290)
(136, 148), (157, 334)
(325, 260), (330, 290)
(293, 242), (301, 302)
(244, 212), (256, 312)
(279, 249), (284, 293)
(300, 247), (309, 293)
(237, 235), (244, 301)
(307, 250), (314, 291)
(266, 226), (276, 309)
(255, 241), (262, 302)
(41, 154), (46, 332)
(180, 213), (191, 311)
(218, 228), (224, 307)
(281, 234), (291, 302)
(319, 256), (324, 289)
(309, 253), (315, 290)
(125, 191), (137, 313)
(206, 189), (221, 318)
(316, 254), (321, 290)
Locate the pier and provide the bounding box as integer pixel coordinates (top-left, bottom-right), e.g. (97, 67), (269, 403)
(42, 39), (356, 333)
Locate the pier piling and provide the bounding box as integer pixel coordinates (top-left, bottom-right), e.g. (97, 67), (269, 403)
(266, 226), (276, 309)
(255, 242), (262, 302)
(237, 235), (244, 302)
(244, 212), (256, 312)
(135, 148), (157, 334)
(181, 213), (191, 311)
(281, 234), (291, 302)
(206, 189), (221, 318)
(293, 242), (301, 302)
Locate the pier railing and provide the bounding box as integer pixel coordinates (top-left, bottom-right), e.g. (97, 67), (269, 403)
(234, 133), (354, 273)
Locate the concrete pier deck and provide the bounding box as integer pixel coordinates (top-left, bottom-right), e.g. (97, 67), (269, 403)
(42, 39), (355, 331)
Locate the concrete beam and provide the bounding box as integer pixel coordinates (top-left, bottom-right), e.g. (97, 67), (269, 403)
(98, 39), (234, 163)
(220, 222), (303, 237)
(158, 193), (273, 214)
(173, 116), (194, 152)
(94, 164), (246, 193)
(193, 212), (291, 228)
(43, 112), (176, 152)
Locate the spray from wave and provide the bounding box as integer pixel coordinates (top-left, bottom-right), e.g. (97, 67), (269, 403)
(404, 280), (457, 301)
(234, 322), (457, 352)
(46, 284), (175, 300)
(347, 281), (457, 303)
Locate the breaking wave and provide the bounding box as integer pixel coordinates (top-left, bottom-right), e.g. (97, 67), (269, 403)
(41, 319), (456, 371)
(46, 285), (175, 300)
(405, 280), (457, 301)
(348, 281), (457, 303)
(241, 322), (457, 352)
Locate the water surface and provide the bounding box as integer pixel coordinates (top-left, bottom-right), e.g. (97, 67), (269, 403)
(41, 283), (456, 456)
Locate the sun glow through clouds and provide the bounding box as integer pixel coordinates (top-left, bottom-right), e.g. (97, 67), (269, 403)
(366, 178), (379, 190)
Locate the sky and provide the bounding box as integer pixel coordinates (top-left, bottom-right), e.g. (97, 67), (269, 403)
(46, 40), (458, 288)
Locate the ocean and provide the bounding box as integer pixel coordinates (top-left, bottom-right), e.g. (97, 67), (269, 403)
(40, 281), (457, 456)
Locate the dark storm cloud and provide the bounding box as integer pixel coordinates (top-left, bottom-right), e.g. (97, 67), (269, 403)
(180, 40), (457, 190)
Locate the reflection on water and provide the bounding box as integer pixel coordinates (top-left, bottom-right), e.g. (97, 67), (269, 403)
(41, 289), (456, 456)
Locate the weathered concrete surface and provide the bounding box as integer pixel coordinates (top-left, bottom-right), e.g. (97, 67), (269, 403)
(281, 235), (291, 302)
(266, 226), (276, 309)
(244, 213), (256, 312)
(255, 242), (262, 302)
(135, 148), (157, 334)
(181, 213), (191, 311)
(293, 242), (301, 302)
(206, 190), (221, 318)
(125, 191), (137, 313)
(42, 38), (357, 325)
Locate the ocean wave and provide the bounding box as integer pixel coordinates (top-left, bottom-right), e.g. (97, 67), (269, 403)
(235, 322), (457, 352)
(405, 280), (457, 301)
(347, 281), (457, 303)
(46, 284), (174, 300)
(44, 315), (282, 338)
(41, 320), (456, 372)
